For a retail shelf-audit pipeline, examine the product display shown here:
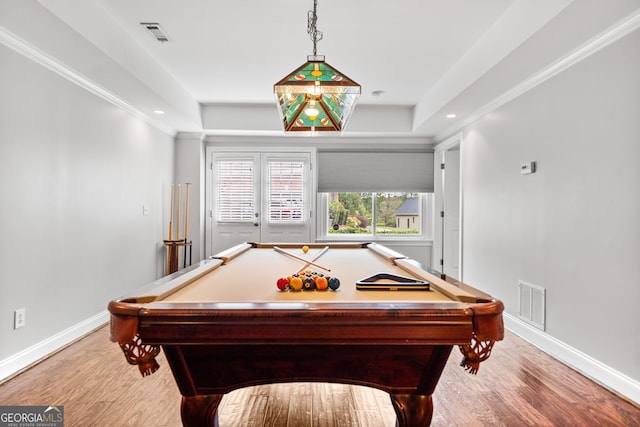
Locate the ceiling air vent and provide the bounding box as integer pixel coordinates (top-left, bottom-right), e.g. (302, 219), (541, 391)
(140, 22), (169, 43)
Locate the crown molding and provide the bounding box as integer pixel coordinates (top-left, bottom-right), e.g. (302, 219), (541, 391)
(0, 25), (176, 137)
(436, 8), (640, 142)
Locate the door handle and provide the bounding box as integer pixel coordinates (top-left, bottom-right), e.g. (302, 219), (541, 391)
(254, 223), (259, 227)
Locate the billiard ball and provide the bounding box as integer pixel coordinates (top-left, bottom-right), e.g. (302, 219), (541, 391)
(302, 245), (309, 253)
(303, 277), (315, 290)
(276, 277), (289, 291)
(328, 277), (340, 290)
(289, 277), (303, 291)
(315, 276), (328, 290)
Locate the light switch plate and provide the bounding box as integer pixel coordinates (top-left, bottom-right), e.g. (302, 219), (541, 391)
(521, 161), (536, 175)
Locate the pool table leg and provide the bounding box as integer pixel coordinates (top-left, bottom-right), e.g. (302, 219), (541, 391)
(390, 393), (433, 427)
(181, 394), (223, 427)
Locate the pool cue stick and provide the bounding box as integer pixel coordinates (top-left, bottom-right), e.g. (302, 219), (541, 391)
(295, 246), (329, 274)
(176, 184), (181, 243)
(184, 183), (190, 241)
(183, 183), (191, 268)
(273, 246), (331, 272)
(165, 184), (175, 275)
(168, 184), (174, 240)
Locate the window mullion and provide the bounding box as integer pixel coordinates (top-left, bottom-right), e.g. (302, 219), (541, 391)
(371, 192), (377, 237)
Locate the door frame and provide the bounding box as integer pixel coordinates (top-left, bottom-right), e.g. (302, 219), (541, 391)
(205, 145), (317, 258)
(432, 133), (464, 280)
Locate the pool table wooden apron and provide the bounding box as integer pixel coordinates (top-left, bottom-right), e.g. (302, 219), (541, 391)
(109, 242), (504, 426)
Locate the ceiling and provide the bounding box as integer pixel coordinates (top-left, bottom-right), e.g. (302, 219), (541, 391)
(24, 1), (593, 140)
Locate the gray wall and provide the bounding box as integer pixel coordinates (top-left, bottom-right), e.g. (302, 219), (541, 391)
(461, 28), (640, 382)
(0, 43), (174, 361)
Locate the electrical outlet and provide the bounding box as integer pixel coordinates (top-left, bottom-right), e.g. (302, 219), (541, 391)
(14, 308), (26, 329)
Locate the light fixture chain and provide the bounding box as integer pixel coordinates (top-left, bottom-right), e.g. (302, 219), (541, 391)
(307, 0), (323, 56)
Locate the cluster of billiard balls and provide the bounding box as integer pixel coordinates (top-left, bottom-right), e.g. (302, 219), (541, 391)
(276, 270), (340, 292)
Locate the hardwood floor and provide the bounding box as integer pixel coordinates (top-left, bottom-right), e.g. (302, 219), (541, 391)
(1, 326), (638, 426)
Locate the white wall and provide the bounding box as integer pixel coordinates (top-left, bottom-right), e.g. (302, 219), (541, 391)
(461, 27), (640, 387)
(175, 133), (205, 263)
(0, 41), (174, 368)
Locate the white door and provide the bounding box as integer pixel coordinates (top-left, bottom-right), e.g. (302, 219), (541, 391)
(443, 148), (461, 279)
(207, 151), (313, 256)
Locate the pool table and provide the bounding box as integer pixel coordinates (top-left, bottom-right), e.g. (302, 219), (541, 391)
(109, 242), (503, 426)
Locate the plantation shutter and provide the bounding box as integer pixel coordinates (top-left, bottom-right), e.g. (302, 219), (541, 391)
(215, 159), (256, 222)
(266, 160), (305, 223)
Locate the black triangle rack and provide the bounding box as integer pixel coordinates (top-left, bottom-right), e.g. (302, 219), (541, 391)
(356, 272), (430, 291)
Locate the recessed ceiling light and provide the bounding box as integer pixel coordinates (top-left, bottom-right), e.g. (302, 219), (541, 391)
(446, 114), (456, 119)
(153, 110), (165, 115)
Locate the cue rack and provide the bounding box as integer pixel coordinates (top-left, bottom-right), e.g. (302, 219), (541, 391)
(163, 182), (192, 275)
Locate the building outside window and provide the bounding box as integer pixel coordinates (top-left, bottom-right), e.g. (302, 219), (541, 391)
(395, 197), (420, 231)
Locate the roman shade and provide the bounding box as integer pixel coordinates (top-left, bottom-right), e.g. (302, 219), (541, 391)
(317, 151), (434, 192)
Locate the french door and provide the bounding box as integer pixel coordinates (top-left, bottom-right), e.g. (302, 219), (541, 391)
(206, 149), (314, 257)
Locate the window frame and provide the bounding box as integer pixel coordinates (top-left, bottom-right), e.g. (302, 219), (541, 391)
(316, 192), (433, 241)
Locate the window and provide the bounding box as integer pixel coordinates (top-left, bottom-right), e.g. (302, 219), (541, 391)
(266, 160), (305, 223)
(324, 192), (428, 237)
(316, 150), (433, 240)
(215, 159), (255, 222)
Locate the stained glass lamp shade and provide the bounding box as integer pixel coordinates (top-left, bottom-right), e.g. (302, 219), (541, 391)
(274, 55), (360, 133)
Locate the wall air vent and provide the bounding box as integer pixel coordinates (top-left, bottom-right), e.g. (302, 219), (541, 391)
(140, 22), (169, 43)
(518, 280), (546, 330)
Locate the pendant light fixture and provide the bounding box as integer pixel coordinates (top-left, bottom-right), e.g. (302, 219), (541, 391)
(274, 0), (360, 134)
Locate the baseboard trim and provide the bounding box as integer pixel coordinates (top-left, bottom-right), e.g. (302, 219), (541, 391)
(504, 313), (640, 406)
(0, 311), (109, 384)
